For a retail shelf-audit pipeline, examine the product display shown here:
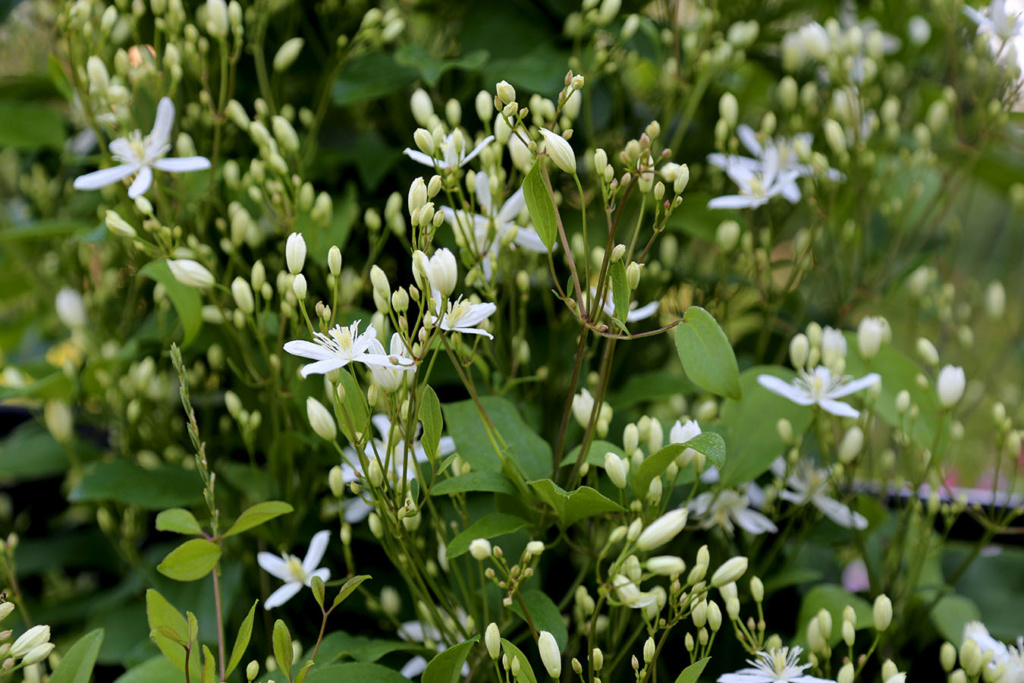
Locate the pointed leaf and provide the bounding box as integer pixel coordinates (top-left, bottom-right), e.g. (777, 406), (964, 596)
(674, 657), (710, 683)
(430, 471), (518, 497)
(422, 637), (479, 683)
(49, 629), (104, 683)
(419, 386), (442, 461)
(226, 601), (258, 678)
(675, 306), (741, 400)
(529, 479), (624, 527)
(312, 575), (326, 609)
(447, 513), (529, 559)
(139, 260), (202, 347)
(508, 590), (567, 649)
(157, 539), (221, 582)
(155, 508), (204, 536)
(634, 432), (726, 494)
(522, 162), (557, 251)
(200, 645), (215, 683)
(332, 574), (372, 609)
(146, 589), (200, 678)
(609, 260), (630, 325)
(222, 501), (293, 538)
(273, 619), (294, 673)
(499, 640), (537, 683)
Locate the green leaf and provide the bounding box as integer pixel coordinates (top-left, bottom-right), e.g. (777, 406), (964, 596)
(273, 619), (294, 673)
(522, 162), (557, 251)
(529, 479), (624, 527)
(222, 501), (293, 538)
(157, 539), (222, 582)
(796, 585), (873, 648)
(0, 370), (72, 402)
(443, 396), (551, 482)
(393, 45), (488, 86)
(419, 386), (443, 462)
(0, 422), (69, 480)
(312, 632), (429, 665)
(447, 513), (529, 559)
(304, 663), (409, 683)
(930, 594), (981, 645)
(113, 656), (184, 683)
(0, 100), (65, 149)
(201, 645), (215, 683)
(146, 589), (199, 678)
(71, 460), (204, 510)
(332, 574), (372, 609)
(311, 575), (326, 609)
(139, 260), (202, 347)
(49, 629), (104, 683)
(508, 590), (567, 649)
(431, 471), (518, 497)
(634, 432), (726, 493)
(673, 657), (710, 683)
(674, 306), (741, 400)
(226, 601), (257, 678)
(335, 370), (368, 444)
(155, 509), (204, 536)
(331, 52), (419, 106)
(609, 260), (630, 325)
(717, 367), (814, 487)
(422, 637), (479, 683)
(498, 640), (537, 683)
(559, 440), (626, 468)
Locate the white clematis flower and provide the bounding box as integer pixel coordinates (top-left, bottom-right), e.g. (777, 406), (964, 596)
(366, 333), (416, 393)
(257, 530), (331, 610)
(963, 621), (1024, 682)
(718, 646), (833, 683)
(708, 146), (803, 210)
(688, 489), (778, 536)
(434, 294), (497, 339)
(284, 320), (416, 378)
(339, 414), (456, 524)
(771, 457), (868, 530)
(73, 97), (211, 199)
(757, 366), (880, 418)
(964, 0), (1024, 41)
(403, 131), (494, 171)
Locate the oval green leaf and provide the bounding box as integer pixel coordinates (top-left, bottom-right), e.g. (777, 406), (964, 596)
(446, 513), (529, 559)
(430, 471), (517, 497)
(226, 601), (258, 678)
(332, 574), (373, 609)
(675, 306), (741, 401)
(419, 385), (443, 461)
(499, 640), (537, 683)
(223, 500), (294, 538)
(674, 657), (710, 683)
(634, 431), (726, 494)
(139, 260), (202, 348)
(522, 162), (557, 251)
(155, 509), (203, 536)
(156, 539), (221, 582)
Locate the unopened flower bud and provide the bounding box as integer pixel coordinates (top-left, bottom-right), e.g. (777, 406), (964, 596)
(285, 232), (306, 274)
(873, 594), (892, 632)
(469, 538), (492, 561)
(306, 397), (336, 441)
(710, 556), (748, 587)
(539, 129), (576, 174)
(604, 453), (629, 489)
(538, 630), (561, 678)
(168, 259), (215, 289)
(936, 366), (965, 408)
(273, 37), (304, 72)
(636, 509), (687, 551)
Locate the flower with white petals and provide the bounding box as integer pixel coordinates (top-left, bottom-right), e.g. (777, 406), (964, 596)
(340, 414), (456, 523)
(435, 295), (497, 339)
(73, 97), (210, 199)
(718, 646), (833, 682)
(964, 0), (1024, 41)
(284, 320), (416, 378)
(708, 146), (803, 210)
(963, 621), (1024, 682)
(757, 366), (880, 418)
(257, 530), (331, 610)
(366, 333), (416, 393)
(441, 173), (547, 281)
(771, 457), (867, 530)
(404, 131), (494, 171)
(688, 489), (778, 536)
(590, 287), (659, 323)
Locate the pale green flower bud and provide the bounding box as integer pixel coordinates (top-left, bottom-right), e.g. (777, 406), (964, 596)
(485, 623), (501, 659)
(881, 660), (899, 682)
(719, 93), (738, 127)
(538, 630), (561, 678)
(44, 401), (73, 444)
(626, 262), (641, 290)
(777, 418), (793, 444)
(168, 259), (215, 289)
(707, 600), (722, 631)
(985, 281), (1005, 318)
(857, 316), (885, 359)
(824, 118), (847, 156)
(673, 163), (690, 194)
(410, 89), (434, 128)
(496, 80), (516, 105)
(87, 56), (109, 94)
(10, 625), (50, 659)
(474, 90), (491, 123)
(205, 0), (229, 37)
(328, 466), (345, 498)
(940, 642), (957, 672)
(936, 366), (965, 408)
(226, 100), (250, 129)
(367, 459), (383, 488)
(232, 277), (255, 314)
(539, 129), (576, 174)
(604, 453), (629, 489)
(710, 556), (748, 587)
(789, 333), (810, 369)
(646, 556), (685, 576)
(55, 288), (86, 329)
(445, 99), (461, 127)
(22, 642), (54, 665)
(716, 220), (740, 252)
(469, 538), (492, 560)
(895, 390), (911, 414)
(306, 398), (336, 441)
(838, 426), (863, 464)
(777, 76), (798, 110)
(596, 0), (621, 24)
(427, 248), (458, 298)
(873, 594), (892, 631)
(408, 177), (427, 216)
(273, 37), (304, 72)
(627, 518), (643, 542)
(285, 232), (306, 274)
(636, 509), (687, 551)
(272, 116), (300, 153)
(916, 337), (939, 366)
(837, 662), (854, 683)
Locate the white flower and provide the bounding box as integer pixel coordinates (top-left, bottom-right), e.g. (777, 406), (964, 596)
(435, 295), (497, 339)
(403, 131), (494, 171)
(366, 333), (416, 393)
(857, 316), (886, 359)
(688, 489), (778, 536)
(963, 621), (1024, 682)
(708, 146), (803, 210)
(718, 646), (833, 683)
(73, 97), (211, 199)
(55, 288), (87, 329)
(757, 366), (880, 418)
(257, 530), (331, 609)
(590, 287), (659, 323)
(964, 0), (1024, 41)
(283, 320), (416, 378)
(441, 173), (547, 281)
(340, 414), (456, 524)
(936, 365), (966, 408)
(771, 457), (868, 530)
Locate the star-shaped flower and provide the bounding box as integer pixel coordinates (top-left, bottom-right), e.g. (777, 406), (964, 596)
(771, 457), (868, 530)
(434, 295), (497, 339)
(963, 621), (1024, 682)
(708, 146), (803, 210)
(757, 366), (880, 418)
(718, 646), (833, 683)
(404, 131), (494, 171)
(257, 530), (331, 610)
(688, 489), (778, 536)
(284, 321), (416, 378)
(73, 97), (210, 199)
(964, 0), (1024, 41)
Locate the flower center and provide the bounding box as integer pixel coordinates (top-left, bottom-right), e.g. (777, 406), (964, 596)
(445, 300), (471, 327)
(328, 327), (355, 356)
(285, 554), (307, 583)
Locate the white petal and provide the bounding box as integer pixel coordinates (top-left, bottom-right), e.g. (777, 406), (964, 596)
(818, 398), (860, 418)
(708, 194), (762, 210)
(73, 164), (136, 191)
(813, 495), (868, 529)
(626, 301), (659, 322)
(299, 358), (350, 377)
(717, 673), (764, 683)
(149, 97), (176, 151)
(733, 508), (779, 535)
(779, 180), (802, 204)
(438, 436), (456, 455)
(736, 125), (763, 157)
(128, 166), (153, 199)
(475, 172), (493, 214)
(257, 552), (292, 581)
(264, 581), (303, 610)
(827, 373), (880, 398)
(756, 375), (815, 405)
(497, 187), (526, 224)
(459, 135), (494, 166)
(512, 227), (550, 252)
(343, 497), (373, 524)
(403, 148), (437, 167)
(457, 302), (497, 327)
(108, 138), (134, 160)
(451, 326), (493, 339)
(302, 530), (330, 574)
(401, 655), (428, 678)
(152, 156), (212, 173)
(355, 353), (416, 369)
(686, 492), (714, 517)
(283, 340), (334, 361)
(307, 567), (331, 585)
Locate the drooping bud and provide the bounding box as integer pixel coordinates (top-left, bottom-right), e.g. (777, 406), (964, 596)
(273, 37), (304, 72)
(168, 259), (216, 289)
(710, 556), (748, 587)
(636, 509), (687, 551)
(538, 128), (577, 175)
